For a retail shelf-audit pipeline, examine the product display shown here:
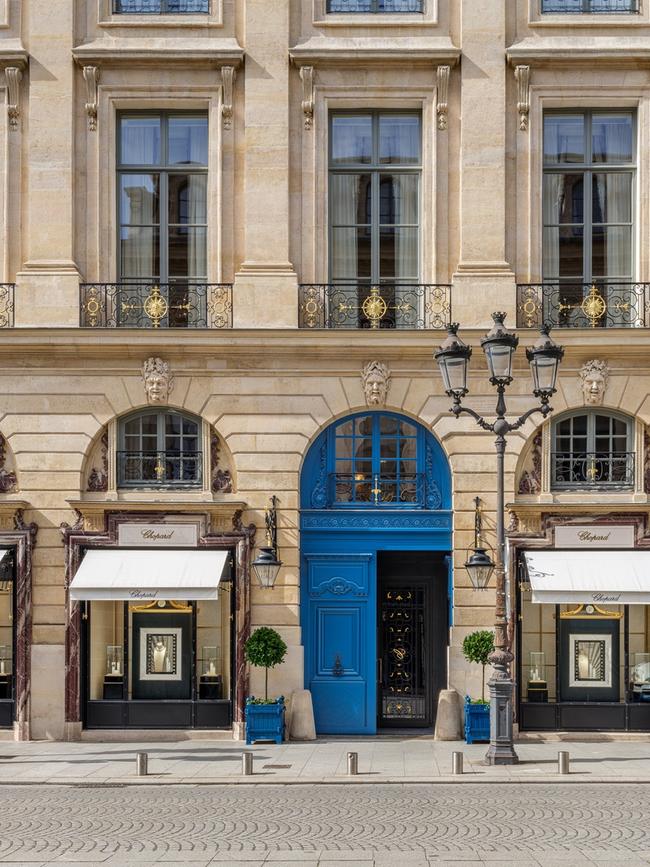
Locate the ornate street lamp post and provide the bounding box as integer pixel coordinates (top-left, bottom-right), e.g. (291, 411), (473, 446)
(436, 314), (564, 765)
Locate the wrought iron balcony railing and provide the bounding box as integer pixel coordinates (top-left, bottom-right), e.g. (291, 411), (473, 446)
(329, 473), (438, 507)
(552, 452), (635, 490)
(299, 283), (451, 330)
(327, 0), (424, 11)
(541, 0), (638, 12)
(0, 285), (14, 328)
(80, 282), (232, 329)
(113, 0), (209, 12)
(118, 450), (203, 488)
(516, 282), (650, 329)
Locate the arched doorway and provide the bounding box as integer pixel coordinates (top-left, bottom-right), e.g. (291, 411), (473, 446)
(300, 411), (452, 735)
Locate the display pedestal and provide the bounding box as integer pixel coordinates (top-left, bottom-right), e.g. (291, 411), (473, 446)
(199, 675), (222, 701)
(0, 674), (11, 700)
(527, 680), (548, 703)
(103, 675), (124, 700)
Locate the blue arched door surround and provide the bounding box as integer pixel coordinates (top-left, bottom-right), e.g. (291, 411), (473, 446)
(300, 411), (452, 735)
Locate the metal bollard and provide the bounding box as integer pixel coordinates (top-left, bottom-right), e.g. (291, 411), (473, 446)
(558, 750), (570, 775)
(347, 751), (358, 776)
(135, 752), (148, 776)
(242, 751), (253, 776)
(451, 751), (463, 775)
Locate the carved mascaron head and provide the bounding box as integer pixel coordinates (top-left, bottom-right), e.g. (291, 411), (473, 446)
(579, 359), (610, 406)
(142, 357), (174, 403)
(362, 361), (391, 407)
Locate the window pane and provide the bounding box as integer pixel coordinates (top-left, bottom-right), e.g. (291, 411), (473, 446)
(120, 227), (160, 278)
(330, 174), (371, 225)
(379, 115), (420, 165)
(592, 173), (632, 223)
(379, 228), (418, 279)
(591, 226), (632, 277)
(592, 114), (633, 164)
(543, 226), (584, 279)
(331, 227), (372, 280)
(379, 175), (418, 225)
(120, 174), (160, 224)
(168, 175), (207, 225)
(331, 116), (372, 165)
(168, 116), (208, 166)
(168, 227), (207, 278)
(120, 117), (161, 165)
(355, 417), (373, 436)
(543, 174), (584, 224)
(379, 416), (398, 434)
(336, 420), (354, 437)
(544, 115), (585, 164)
(166, 414), (181, 435)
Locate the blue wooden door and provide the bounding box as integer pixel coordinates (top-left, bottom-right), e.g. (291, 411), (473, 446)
(304, 553), (375, 735)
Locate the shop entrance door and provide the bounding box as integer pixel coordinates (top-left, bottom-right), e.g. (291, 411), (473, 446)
(377, 551), (447, 729)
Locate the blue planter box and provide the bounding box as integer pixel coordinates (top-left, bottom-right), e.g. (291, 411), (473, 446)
(245, 697), (285, 745)
(464, 696), (490, 744)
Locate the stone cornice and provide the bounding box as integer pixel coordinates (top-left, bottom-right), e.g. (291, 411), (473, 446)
(289, 37), (460, 68)
(0, 500), (29, 532)
(67, 499), (248, 534)
(72, 39), (244, 69)
(0, 327), (647, 363)
(0, 43), (28, 71)
(507, 39), (650, 68)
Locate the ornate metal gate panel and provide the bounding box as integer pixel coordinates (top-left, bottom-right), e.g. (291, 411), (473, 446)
(379, 581), (430, 726)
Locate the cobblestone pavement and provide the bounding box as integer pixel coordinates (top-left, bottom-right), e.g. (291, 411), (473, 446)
(2, 783), (650, 866)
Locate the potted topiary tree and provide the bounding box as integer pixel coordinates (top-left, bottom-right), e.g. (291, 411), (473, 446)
(244, 626), (288, 745)
(462, 629), (494, 744)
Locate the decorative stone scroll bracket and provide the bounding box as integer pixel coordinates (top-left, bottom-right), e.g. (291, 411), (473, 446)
(300, 65), (314, 130)
(221, 66), (235, 130)
(83, 66), (100, 132)
(5, 67), (22, 132)
(436, 65), (450, 131)
(515, 65), (530, 132)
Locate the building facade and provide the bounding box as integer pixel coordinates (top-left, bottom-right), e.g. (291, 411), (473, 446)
(0, 0), (649, 740)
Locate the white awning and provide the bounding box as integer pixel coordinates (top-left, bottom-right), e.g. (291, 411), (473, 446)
(69, 549), (230, 601)
(523, 549), (650, 605)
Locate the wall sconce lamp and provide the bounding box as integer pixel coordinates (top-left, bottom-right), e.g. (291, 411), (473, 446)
(464, 497), (495, 591)
(252, 495), (283, 589)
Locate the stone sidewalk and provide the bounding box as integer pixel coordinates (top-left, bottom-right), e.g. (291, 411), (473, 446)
(0, 736), (649, 785)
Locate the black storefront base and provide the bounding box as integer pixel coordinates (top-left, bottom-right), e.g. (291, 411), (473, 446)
(0, 699), (12, 728)
(521, 701), (650, 732)
(86, 699), (232, 730)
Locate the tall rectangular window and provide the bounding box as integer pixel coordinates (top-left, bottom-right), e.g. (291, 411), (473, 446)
(541, 1), (638, 13)
(543, 111), (635, 308)
(329, 111), (421, 287)
(114, 1), (210, 12)
(118, 112), (208, 286)
(327, 1), (423, 11)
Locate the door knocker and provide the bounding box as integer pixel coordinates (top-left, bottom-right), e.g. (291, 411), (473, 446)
(332, 654), (343, 677)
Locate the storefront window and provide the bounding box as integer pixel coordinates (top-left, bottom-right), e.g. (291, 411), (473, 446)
(0, 583), (12, 703)
(88, 589), (232, 706)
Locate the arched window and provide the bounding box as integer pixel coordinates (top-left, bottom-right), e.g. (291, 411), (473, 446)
(118, 409), (202, 488)
(551, 410), (634, 490)
(302, 411), (450, 510)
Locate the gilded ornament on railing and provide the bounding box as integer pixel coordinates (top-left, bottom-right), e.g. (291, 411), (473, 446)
(299, 284), (325, 329)
(558, 284), (629, 328)
(207, 284), (233, 329)
(518, 285), (542, 329)
(338, 286), (412, 330)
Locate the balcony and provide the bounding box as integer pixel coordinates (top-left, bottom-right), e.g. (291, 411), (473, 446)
(113, 0), (209, 11)
(80, 283), (232, 329)
(516, 283), (650, 329)
(551, 452), (635, 490)
(117, 450), (203, 489)
(327, 0), (424, 11)
(298, 283), (451, 330)
(541, 0), (638, 11)
(0, 285), (14, 329)
(329, 473), (436, 508)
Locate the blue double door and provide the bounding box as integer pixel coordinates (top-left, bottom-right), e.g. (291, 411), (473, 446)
(303, 548), (449, 735)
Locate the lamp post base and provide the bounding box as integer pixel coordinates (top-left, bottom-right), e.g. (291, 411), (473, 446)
(485, 676), (519, 766)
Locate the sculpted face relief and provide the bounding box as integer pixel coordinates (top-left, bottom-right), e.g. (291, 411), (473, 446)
(362, 361), (391, 408)
(142, 357), (174, 403)
(579, 359), (610, 406)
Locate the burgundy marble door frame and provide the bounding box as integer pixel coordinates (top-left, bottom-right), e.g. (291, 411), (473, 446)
(62, 510), (255, 738)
